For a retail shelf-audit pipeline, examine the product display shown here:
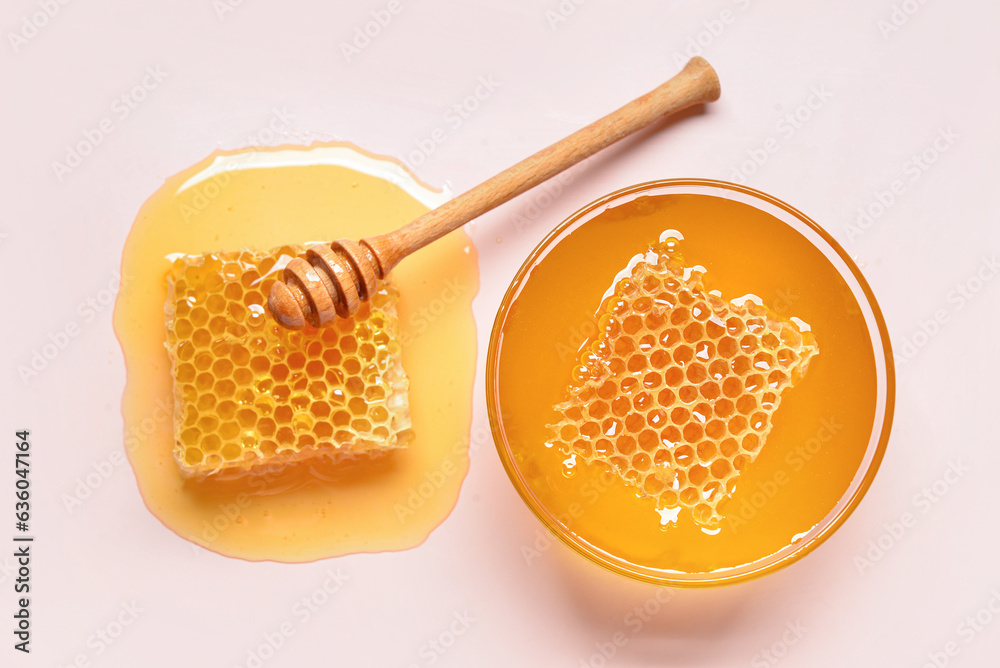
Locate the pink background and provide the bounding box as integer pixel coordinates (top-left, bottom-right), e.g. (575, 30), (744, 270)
(2, 1), (999, 666)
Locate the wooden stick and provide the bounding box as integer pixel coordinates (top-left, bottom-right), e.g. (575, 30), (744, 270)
(270, 57), (720, 329)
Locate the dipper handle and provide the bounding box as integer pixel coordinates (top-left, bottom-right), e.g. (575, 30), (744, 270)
(269, 57), (720, 329)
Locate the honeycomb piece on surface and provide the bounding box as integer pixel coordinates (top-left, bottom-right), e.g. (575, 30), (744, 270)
(548, 234), (819, 527)
(164, 245), (411, 478)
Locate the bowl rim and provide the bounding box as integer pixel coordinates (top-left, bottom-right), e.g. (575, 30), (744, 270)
(485, 178), (895, 587)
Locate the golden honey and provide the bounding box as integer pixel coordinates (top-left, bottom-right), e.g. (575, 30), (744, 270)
(114, 143), (477, 562)
(549, 233), (819, 528)
(491, 185), (882, 578)
(165, 247), (410, 478)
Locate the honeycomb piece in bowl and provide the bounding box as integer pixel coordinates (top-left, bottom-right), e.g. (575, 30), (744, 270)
(548, 234), (819, 527)
(164, 245), (412, 479)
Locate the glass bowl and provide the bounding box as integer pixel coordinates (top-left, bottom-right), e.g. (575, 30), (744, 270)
(486, 179), (894, 587)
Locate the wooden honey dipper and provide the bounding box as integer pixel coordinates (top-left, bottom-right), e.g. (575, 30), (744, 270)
(268, 57), (720, 329)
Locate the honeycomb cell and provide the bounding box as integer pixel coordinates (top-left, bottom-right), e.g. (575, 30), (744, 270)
(274, 405), (293, 424)
(164, 246), (413, 478)
(700, 381), (721, 401)
(548, 234), (819, 528)
(623, 413), (645, 433)
(722, 377), (743, 398)
(176, 364), (196, 383)
(616, 435), (637, 456)
(627, 354), (647, 373)
(646, 409), (667, 428)
(231, 345), (251, 366)
(720, 437), (739, 457)
(610, 396), (630, 417)
(644, 311), (666, 330)
(683, 422), (703, 443)
(233, 368), (253, 386)
(198, 415), (219, 432)
(697, 440), (717, 461)
(220, 421), (240, 440)
(673, 345), (694, 365)
(705, 419), (727, 440)
(206, 294), (227, 314)
(686, 364), (707, 384)
(175, 319), (194, 339)
(683, 322), (704, 343)
(659, 328), (680, 348)
(292, 413), (314, 433)
(664, 367), (684, 386)
(688, 464), (708, 486)
(713, 398), (735, 419)
(212, 358), (234, 378)
(290, 393), (311, 411)
(180, 427), (200, 446)
(202, 434), (221, 452)
(705, 318), (725, 338)
(207, 379), (232, 399)
(633, 296), (653, 313)
(777, 348), (797, 367)
(643, 475), (664, 495)
(642, 372), (661, 389)
(224, 282), (243, 301)
(276, 427), (295, 447)
(235, 408), (256, 428)
(190, 307), (209, 327)
(632, 393), (653, 411)
(209, 316), (228, 336)
(287, 352), (306, 370)
(708, 359), (728, 379)
(729, 415), (748, 435)
(736, 395), (757, 415)
(718, 336), (738, 358)
(620, 315), (644, 336)
(678, 385), (699, 403)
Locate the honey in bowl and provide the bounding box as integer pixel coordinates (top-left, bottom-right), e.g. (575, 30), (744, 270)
(488, 180), (893, 585)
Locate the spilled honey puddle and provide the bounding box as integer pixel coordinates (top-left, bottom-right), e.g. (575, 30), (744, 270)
(114, 143), (478, 562)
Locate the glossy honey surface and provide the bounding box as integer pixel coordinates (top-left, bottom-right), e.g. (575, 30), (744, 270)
(493, 189), (878, 577)
(114, 143), (478, 561)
